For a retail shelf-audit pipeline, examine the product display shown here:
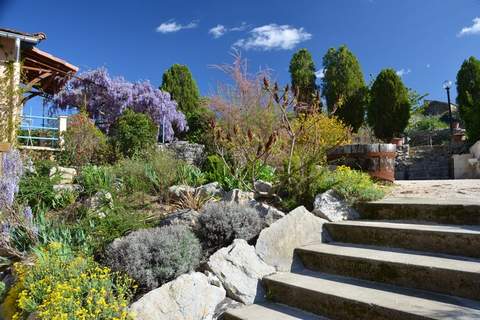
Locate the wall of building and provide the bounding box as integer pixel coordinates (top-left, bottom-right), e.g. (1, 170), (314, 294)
(395, 145), (451, 180)
(0, 37), (22, 143)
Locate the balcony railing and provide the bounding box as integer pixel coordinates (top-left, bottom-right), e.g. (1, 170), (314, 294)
(17, 114), (68, 151)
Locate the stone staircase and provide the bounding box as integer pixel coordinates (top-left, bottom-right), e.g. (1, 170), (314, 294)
(224, 200), (480, 319)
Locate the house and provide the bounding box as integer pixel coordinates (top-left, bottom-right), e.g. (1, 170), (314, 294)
(0, 28), (78, 145)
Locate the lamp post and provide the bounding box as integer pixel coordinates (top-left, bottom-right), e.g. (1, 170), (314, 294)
(443, 80), (454, 137)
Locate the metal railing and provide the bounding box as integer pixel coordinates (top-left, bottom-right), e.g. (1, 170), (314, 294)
(17, 114), (67, 151)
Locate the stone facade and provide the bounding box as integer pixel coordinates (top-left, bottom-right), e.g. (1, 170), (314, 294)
(395, 145), (451, 180)
(158, 141), (205, 166)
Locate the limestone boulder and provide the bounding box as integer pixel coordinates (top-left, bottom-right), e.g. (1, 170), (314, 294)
(168, 185), (195, 200)
(255, 206), (328, 271)
(254, 180), (273, 197)
(196, 182), (224, 198)
(130, 272), (226, 320)
(224, 189), (255, 205)
(249, 200), (285, 226)
(312, 189), (359, 222)
(207, 239), (275, 304)
(160, 209), (201, 230)
(50, 166), (76, 184)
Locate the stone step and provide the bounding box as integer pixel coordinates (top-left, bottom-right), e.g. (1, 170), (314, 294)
(325, 221), (480, 258)
(355, 198), (480, 225)
(296, 242), (480, 300)
(223, 302), (327, 320)
(264, 271), (480, 320)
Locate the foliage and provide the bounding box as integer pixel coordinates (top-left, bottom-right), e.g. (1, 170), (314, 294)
(456, 56), (480, 142)
(103, 225), (201, 292)
(0, 281), (5, 302)
(367, 69), (411, 140)
(17, 171), (77, 213)
(203, 154), (243, 190)
(313, 166), (385, 204)
(58, 113), (109, 167)
(3, 242), (134, 320)
(322, 45), (367, 131)
(198, 201), (262, 251)
(172, 189), (214, 212)
(160, 64), (214, 143)
(0, 149), (23, 211)
(109, 109), (158, 158)
(176, 163), (206, 187)
(77, 164), (117, 196)
(112, 151), (178, 199)
(0, 62), (24, 143)
(281, 165), (384, 210)
(406, 114), (448, 133)
(210, 53), (281, 190)
(161, 64), (201, 116)
(75, 206), (151, 252)
(52, 67), (186, 141)
(289, 48), (317, 105)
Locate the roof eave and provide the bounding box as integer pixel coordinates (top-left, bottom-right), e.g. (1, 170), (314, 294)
(0, 30), (41, 44)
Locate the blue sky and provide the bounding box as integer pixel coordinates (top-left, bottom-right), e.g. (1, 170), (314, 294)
(1, 0), (480, 109)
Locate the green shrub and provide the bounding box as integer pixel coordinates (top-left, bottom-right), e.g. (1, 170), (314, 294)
(3, 242), (134, 320)
(17, 172), (78, 213)
(0, 281), (5, 302)
(280, 164), (384, 211)
(457, 56), (480, 142)
(58, 112), (109, 167)
(203, 155), (244, 191)
(77, 164), (117, 196)
(198, 202), (262, 251)
(406, 115), (448, 133)
(109, 109), (158, 158)
(176, 163), (206, 187)
(112, 151), (178, 198)
(103, 225), (201, 291)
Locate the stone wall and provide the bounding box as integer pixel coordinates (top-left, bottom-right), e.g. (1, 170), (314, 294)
(157, 141), (205, 166)
(395, 145), (451, 180)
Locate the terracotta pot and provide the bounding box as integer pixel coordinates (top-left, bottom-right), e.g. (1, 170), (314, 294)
(452, 133), (465, 142)
(452, 121), (460, 130)
(390, 137), (404, 146)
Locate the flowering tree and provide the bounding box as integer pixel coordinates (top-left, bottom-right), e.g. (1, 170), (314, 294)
(52, 68), (187, 141)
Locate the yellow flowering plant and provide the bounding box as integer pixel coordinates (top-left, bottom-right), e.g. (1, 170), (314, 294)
(3, 242), (135, 320)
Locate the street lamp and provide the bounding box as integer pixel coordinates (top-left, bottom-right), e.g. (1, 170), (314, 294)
(443, 80), (454, 137)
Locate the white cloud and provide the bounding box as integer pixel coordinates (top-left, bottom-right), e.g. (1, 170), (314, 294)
(234, 24), (312, 50)
(315, 69), (325, 79)
(209, 25), (227, 38)
(426, 64), (431, 68)
(209, 22), (249, 38)
(156, 20), (198, 33)
(396, 68), (411, 77)
(458, 17), (480, 37)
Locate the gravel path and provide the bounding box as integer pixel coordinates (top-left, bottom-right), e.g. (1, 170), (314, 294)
(386, 180), (480, 204)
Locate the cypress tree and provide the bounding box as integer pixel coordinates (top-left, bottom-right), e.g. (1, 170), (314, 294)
(367, 69), (411, 140)
(289, 48), (317, 106)
(456, 56), (480, 142)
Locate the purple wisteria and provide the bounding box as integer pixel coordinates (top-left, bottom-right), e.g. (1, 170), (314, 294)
(52, 68), (187, 141)
(0, 149), (24, 211)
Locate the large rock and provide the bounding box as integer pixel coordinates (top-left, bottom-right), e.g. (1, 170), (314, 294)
(254, 180), (273, 196)
(130, 272), (225, 320)
(196, 182), (224, 198)
(158, 141), (205, 166)
(249, 200), (285, 226)
(224, 189), (255, 205)
(160, 209), (201, 230)
(255, 206), (328, 272)
(207, 239), (275, 304)
(213, 298), (244, 320)
(50, 166), (76, 184)
(168, 185), (195, 200)
(312, 189), (359, 222)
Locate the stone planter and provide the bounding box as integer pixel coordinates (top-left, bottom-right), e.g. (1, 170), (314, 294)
(390, 137), (404, 146)
(327, 144), (397, 182)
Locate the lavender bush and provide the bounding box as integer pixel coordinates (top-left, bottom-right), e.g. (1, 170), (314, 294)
(52, 68), (187, 141)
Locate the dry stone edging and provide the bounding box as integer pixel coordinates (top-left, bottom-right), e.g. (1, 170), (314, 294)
(255, 206), (329, 272)
(207, 239), (275, 304)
